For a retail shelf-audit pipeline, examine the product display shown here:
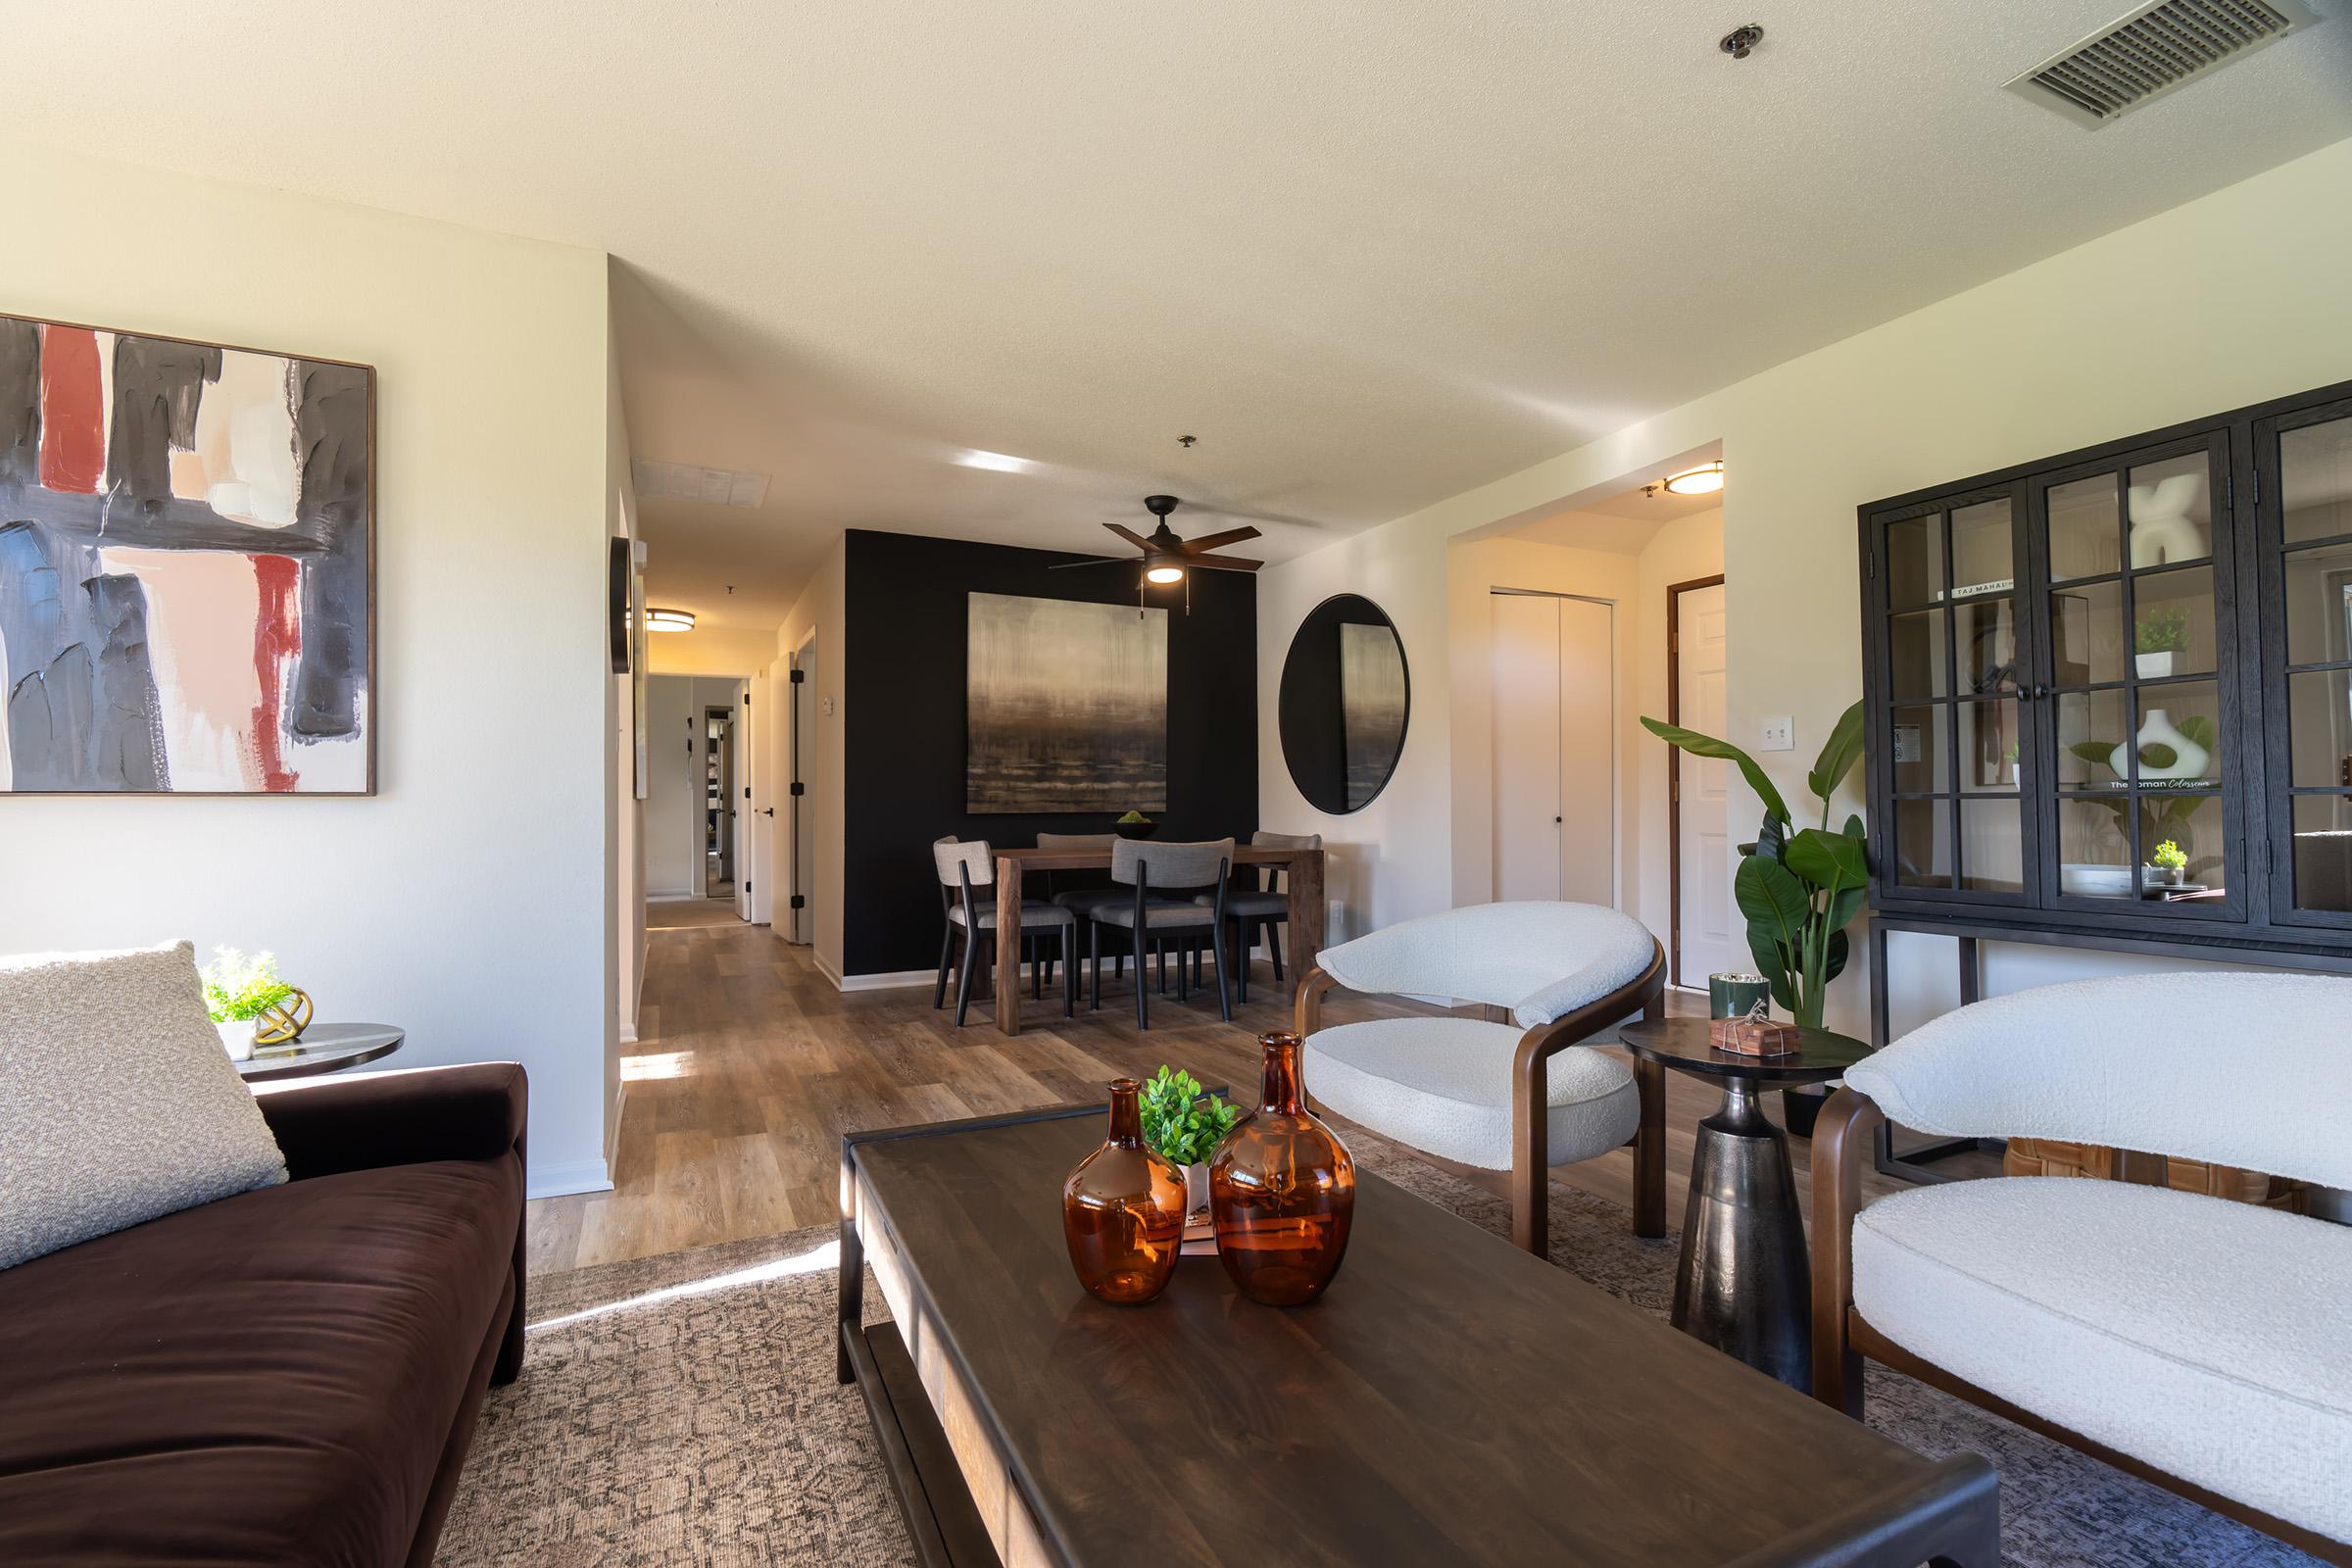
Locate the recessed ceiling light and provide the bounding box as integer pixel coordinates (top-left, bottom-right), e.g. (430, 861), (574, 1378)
(955, 449), (1035, 474)
(643, 608), (696, 633)
(1663, 462), (1725, 496)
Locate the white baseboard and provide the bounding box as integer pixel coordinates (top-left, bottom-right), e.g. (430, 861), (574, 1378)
(530, 1157), (613, 1200)
(815, 951), (844, 989)
(838, 967), (939, 992)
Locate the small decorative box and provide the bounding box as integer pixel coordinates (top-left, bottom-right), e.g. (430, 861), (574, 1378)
(1711, 1001), (1801, 1057)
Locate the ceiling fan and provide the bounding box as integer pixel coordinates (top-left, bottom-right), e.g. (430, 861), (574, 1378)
(1049, 495), (1262, 585)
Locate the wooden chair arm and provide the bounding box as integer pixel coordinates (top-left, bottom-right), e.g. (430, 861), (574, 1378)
(1507, 938), (1666, 1254)
(1810, 1086), (1885, 1416)
(1295, 965), (1341, 1038)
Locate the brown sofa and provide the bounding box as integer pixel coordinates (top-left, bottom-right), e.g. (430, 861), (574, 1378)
(0, 1063), (527, 1567)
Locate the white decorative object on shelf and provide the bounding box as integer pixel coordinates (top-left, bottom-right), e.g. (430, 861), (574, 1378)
(2135, 651), (2177, 679)
(2127, 473), (2205, 568)
(216, 1018), (257, 1061)
(2109, 708), (2210, 782)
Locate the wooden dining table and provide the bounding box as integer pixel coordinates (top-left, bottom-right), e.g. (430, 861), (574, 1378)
(989, 843), (1325, 1036)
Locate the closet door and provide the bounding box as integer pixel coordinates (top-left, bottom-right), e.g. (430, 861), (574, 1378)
(1557, 597), (1616, 906)
(1493, 593), (1562, 902)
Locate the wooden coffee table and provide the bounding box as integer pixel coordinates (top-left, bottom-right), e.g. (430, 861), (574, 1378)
(837, 1105), (1996, 1568)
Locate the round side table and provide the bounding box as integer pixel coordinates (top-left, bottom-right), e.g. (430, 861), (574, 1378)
(234, 1023), (405, 1083)
(1619, 1017), (1871, 1392)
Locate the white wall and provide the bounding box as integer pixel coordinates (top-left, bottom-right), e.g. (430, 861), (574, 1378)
(1258, 136), (2352, 1038)
(647, 623), (778, 679)
(0, 141), (615, 1196)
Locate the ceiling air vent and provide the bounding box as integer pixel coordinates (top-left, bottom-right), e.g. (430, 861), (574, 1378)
(2005, 0), (2322, 128)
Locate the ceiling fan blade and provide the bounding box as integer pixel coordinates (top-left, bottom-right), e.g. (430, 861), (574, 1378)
(1182, 553), (1263, 571)
(1047, 557), (1132, 569)
(1175, 525), (1262, 554)
(1104, 522), (1154, 551)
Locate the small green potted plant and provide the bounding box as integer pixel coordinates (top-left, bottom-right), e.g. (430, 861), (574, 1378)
(201, 948), (293, 1061)
(1138, 1065), (1242, 1222)
(2148, 838), (2188, 889)
(2134, 606), (2189, 679)
(1113, 809), (1157, 840)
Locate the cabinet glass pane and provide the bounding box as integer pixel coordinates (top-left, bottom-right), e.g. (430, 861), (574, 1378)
(1889, 705), (1944, 793)
(1950, 500), (2014, 598)
(2125, 453), (2212, 570)
(2056, 689), (2129, 790)
(1891, 797), (1952, 890)
(2287, 667), (2352, 788)
(2281, 416), (2352, 545)
(2290, 794), (2352, 912)
(1887, 610), (1947, 699)
(2284, 540), (2352, 666)
(1957, 699), (2020, 792)
(1954, 596), (2017, 694)
(2131, 680), (2220, 789)
(2129, 565), (2215, 679)
(1886, 514), (1943, 606)
(2047, 475), (2120, 583)
(2058, 796), (2134, 898)
(2137, 793), (2222, 900)
(2050, 580), (2123, 686)
(1959, 798), (2024, 893)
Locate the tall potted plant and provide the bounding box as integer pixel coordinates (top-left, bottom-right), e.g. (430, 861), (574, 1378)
(1642, 703), (1868, 1131)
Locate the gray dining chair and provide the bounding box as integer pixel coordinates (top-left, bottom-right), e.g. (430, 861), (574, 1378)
(1199, 828), (1319, 1003)
(932, 837), (1077, 1028)
(1037, 831), (1129, 983)
(1090, 838), (1236, 1028)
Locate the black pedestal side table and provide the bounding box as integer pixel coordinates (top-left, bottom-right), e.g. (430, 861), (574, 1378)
(1619, 1017), (1871, 1393)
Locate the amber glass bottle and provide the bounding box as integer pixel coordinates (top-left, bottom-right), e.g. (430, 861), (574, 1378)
(1061, 1078), (1188, 1304)
(1209, 1032), (1355, 1306)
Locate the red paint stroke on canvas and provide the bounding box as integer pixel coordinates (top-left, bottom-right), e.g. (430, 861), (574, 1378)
(251, 555), (302, 792)
(37, 325), (104, 493)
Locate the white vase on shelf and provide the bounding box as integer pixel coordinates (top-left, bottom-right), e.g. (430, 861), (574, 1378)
(2109, 709), (2209, 782)
(215, 1018), (257, 1061)
(2128, 473), (2205, 568)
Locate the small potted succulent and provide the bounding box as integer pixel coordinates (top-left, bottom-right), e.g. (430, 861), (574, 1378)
(2134, 606), (2189, 679)
(201, 948), (294, 1061)
(2148, 838), (2188, 889)
(1113, 809), (1157, 840)
(1138, 1065), (1242, 1224)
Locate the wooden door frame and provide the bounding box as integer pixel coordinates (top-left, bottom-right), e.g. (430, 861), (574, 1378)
(1665, 573), (1726, 989)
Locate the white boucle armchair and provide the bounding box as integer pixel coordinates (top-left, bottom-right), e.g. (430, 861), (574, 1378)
(1295, 902), (1666, 1262)
(1813, 973), (2352, 1565)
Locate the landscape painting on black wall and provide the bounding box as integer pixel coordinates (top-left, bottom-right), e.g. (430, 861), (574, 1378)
(0, 315), (372, 794)
(967, 591), (1166, 812)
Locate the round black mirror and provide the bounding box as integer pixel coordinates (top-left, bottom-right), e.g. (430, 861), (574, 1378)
(1278, 595), (1409, 814)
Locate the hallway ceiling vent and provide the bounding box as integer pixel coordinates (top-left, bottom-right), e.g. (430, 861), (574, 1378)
(2004, 0), (2321, 127)
(631, 460), (771, 508)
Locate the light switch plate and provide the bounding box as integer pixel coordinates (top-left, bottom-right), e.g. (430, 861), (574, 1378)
(1759, 714), (1795, 752)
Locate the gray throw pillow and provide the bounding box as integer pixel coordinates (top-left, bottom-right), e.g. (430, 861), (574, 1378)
(0, 941), (288, 1270)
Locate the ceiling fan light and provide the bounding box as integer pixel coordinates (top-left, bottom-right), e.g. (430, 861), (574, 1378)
(1662, 462), (1725, 496)
(643, 608), (696, 632)
(1145, 564), (1186, 585)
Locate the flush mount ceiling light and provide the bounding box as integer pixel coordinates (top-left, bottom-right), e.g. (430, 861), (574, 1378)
(954, 449), (1036, 474)
(1663, 462), (1726, 496)
(643, 608), (696, 633)
(1145, 563), (1186, 584)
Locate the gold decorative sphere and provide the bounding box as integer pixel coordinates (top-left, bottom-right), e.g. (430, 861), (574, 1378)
(253, 987), (315, 1046)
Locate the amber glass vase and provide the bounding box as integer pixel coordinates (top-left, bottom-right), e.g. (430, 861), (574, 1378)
(1209, 1032), (1355, 1306)
(1061, 1079), (1188, 1304)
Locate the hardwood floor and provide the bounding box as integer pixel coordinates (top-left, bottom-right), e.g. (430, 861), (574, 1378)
(529, 900), (1958, 1273)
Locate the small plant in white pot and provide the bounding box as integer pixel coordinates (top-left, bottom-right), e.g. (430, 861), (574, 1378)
(201, 948), (294, 1061)
(1138, 1065), (1243, 1225)
(2134, 606), (2189, 679)
(2149, 838), (2188, 889)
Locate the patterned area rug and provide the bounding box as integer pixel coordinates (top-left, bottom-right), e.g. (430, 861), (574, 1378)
(437, 1129), (2319, 1566)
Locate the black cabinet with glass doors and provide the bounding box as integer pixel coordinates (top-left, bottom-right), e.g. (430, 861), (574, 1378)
(1858, 376), (2352, 965)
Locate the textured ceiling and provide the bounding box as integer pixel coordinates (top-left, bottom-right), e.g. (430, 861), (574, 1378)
(8, 2), (2347, 628)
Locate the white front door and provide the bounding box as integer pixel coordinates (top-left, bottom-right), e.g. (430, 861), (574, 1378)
(1675, 582), (1745, 982)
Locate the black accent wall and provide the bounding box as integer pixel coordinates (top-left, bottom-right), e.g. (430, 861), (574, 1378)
(843, 528), (1258, 975)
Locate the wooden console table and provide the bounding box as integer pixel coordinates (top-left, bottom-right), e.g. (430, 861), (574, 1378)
(988, 843), (1323, 1037)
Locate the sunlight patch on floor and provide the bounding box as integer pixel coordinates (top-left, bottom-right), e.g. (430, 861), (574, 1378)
(621, 1050), (696, 1081)
(531, 1239), (841, 1333)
